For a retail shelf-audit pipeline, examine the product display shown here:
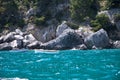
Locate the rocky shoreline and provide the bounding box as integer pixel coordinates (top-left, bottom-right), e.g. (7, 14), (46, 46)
(0, 22), (120, 50)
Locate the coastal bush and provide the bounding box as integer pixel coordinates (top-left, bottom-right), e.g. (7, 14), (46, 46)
(33, 16), (45, 26)
(90, 14), (112, 31)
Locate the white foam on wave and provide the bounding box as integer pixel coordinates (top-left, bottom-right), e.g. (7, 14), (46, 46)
(0, 77), (28, 80)
(36, 58), (51, 62)
(34, 49), (59, 54)
(24, 61), (33, 64)
(9, 49), (29, 53)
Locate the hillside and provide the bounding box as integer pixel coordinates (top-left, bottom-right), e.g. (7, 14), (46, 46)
(0, 0), (120, 50)
(0, 0), (119, 29)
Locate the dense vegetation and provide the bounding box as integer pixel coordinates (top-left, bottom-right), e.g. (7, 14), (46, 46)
(0, 0), (120, 31)
(70, 0), (98, 21)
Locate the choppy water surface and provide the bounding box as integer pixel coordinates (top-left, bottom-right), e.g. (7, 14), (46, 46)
(0, 49), (120, 80)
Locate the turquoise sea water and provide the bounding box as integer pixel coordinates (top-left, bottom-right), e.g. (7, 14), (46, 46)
(0, 49), (120, 80)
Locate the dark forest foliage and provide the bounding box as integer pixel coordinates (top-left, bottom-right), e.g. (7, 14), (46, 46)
(0, 0), (120, 30)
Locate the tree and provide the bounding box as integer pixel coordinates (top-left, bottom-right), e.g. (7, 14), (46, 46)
(70, 0), (98, 22)
(0, 0), (21, 28)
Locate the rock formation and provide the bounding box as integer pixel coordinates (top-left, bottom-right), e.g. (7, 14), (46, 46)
(41, 29), (83, 50)
(85, 29), (110, 49)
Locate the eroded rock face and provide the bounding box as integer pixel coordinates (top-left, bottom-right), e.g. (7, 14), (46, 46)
(56, 21), (71, 37)
(29, 24), (57, 43)
(116, 21), (120, 31)
(0, 43), (12, 50)
(113, 41), (120, 49)
(41, 29), (83, 50)
(85, 29), (110, 49)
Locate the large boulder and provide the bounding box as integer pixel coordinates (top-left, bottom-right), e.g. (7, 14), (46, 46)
(113, 41), (120, 49)
(41, 29), (84, 50)
(10, 40), (23, 49)
(0, 43), (12, 50)
(3, 32), (16, 42)
(27, 41), (41, 49)
(85, 29), (110, 49)
(56, 21), (71, 37)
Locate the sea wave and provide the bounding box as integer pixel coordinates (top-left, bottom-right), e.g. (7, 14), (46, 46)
(0, 77), (28, 80)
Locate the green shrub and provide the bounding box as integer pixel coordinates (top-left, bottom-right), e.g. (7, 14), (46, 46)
(90, 14), (112, 31)
(90, 20), (102, 31)
(33, 16), (45, 26)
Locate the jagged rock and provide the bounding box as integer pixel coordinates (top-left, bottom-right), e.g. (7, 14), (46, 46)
(24, 34), (36, 41)
(113, 41), (120, 49)
(41, 29), (83, 50)
(10, 40), (23, 49)
(0, 43), (12, 50)
(3, 32), (16, 42)
(75, 44), (87, 50)
(0, 36), (5, 44)
(27, 41), (41, 49)
(15, 29), (23, 36)
(92, 46), (98, 49)
(56, 21), (71, 37)
(76, 27), (94, 38)
(85, 29), (110, 49)
(23, 40), (30, 48)
(116, 21), (120, 31)
(23, 34), (36, 47)
(14, 35), (24, 40)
